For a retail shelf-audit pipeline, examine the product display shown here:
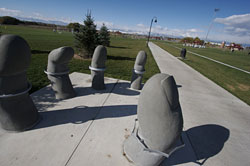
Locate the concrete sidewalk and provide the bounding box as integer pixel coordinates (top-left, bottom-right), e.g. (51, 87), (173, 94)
(1, 43), (250, 166)
(149, 42), (250, 166)
(0, 73), (137, 166)
(0, 72), (204, 166)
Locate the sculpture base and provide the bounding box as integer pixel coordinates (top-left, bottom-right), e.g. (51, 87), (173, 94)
(91, 71), (105, 90)
(48, 75), (76, 100)
(130, 72), (143, 90)
(123, 132), (165, 166)
(0, 94), (40, 131)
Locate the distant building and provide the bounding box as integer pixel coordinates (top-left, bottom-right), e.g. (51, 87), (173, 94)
(227, 43), (243, 51)
(221, 41), (226, 48)
(150, 36), (162, 40)
(110, 31), (123, 37)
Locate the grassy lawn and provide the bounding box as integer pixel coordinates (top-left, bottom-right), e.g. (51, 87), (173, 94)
(154, 41), (250, 105)
(160, 41), (250, 71)
(1, 25), (160, 93)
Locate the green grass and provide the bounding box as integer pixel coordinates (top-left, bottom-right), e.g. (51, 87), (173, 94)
(162, 41), (250, 71)
(1, 25), (160, 93)
(154, 41), (250, 105)
(106, 37), (160, 82)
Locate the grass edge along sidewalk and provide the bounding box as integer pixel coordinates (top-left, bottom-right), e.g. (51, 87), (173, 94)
(154, 41), (250, 106)
(172, 45), (250, 75)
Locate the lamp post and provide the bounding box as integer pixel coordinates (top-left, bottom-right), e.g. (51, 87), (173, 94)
(204, 8), (219, 46)
(147, 16), (157, 46)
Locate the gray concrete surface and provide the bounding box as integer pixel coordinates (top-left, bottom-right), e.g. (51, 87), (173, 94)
(149, 42), (250, 166)
(0, 41), (250, 166)
(0, 73), (138, 166)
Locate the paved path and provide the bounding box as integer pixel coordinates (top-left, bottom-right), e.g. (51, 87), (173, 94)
(149, 42), (250, 166)
(0, 73), (138, 166)
(1, 44), (250, 166)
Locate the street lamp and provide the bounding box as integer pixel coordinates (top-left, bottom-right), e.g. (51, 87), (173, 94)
(204, 8), (220, 46)
(147, 16), (157, 46)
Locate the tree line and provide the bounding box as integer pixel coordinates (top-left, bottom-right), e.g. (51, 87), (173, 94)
(0, 16), (58, 27)
(181, 37), (204, 45)
(0, 14), (111, 59)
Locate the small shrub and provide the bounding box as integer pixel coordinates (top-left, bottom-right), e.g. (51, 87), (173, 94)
(74, 11), (99, 58)
(99, 24), (110, 47)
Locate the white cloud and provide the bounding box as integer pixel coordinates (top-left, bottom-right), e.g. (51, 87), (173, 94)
(136, 23), (145, 27)
(0, 8), (73, 24)
(215, 13), (250, 37)
(95, 21), (203, 38)
(187, 28), (202, 33)
(95, 21), (114, 29)
(215, 14), (250, 28)
(155, 25), (162, 29)
(151, 26), (203, 37)
(93, 16), (250, 44)
(28, 12), (73, 24)
(0, 7), (203, 38)
(0, 7), (21, 16)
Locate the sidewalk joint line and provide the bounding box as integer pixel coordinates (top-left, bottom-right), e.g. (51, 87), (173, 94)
(64, 79), (119, 166)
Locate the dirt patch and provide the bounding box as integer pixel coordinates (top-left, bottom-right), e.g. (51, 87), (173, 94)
(226, 84), (235, 91)
(73, 54), (91, 60)
(73, 54), (83, 60)
(124, 134), (130, 139)
(238, 84), (250, 91)
(86, 79), (92, 83)
(107, 154), (112, 158)
(124, 128), (130, 139)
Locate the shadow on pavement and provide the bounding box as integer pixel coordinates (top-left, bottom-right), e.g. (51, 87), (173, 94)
(162, 124), (230, 166)
(32, 105), (136, 130)
(31, 86), (60, 112)
(74, 82), (140, 97)
(31, 82), (140, 112)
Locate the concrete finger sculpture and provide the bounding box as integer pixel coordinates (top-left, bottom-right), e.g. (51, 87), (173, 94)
(0, 35), (39, 131)
(45, 47), (76, 99)
(130, 51), (147, 90)
(124, 73), (184, 166)
(89, 45), (107, 90)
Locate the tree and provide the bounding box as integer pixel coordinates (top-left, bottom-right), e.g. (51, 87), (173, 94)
(193, 37), (204, 45)
(74, 11), (99, 58)
(181, 37), (194, 44)
(98, 24), (110, 46)
(67, 22), (81, 32)
(0, 16), (22, 25)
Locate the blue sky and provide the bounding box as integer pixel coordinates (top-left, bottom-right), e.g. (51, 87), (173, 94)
(1, 0), (250, 44)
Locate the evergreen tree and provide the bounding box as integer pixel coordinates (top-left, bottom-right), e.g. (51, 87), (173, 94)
(74, 11), (99, 58)
(99, 24), (110, 47)
(67, 23), (81, 32)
